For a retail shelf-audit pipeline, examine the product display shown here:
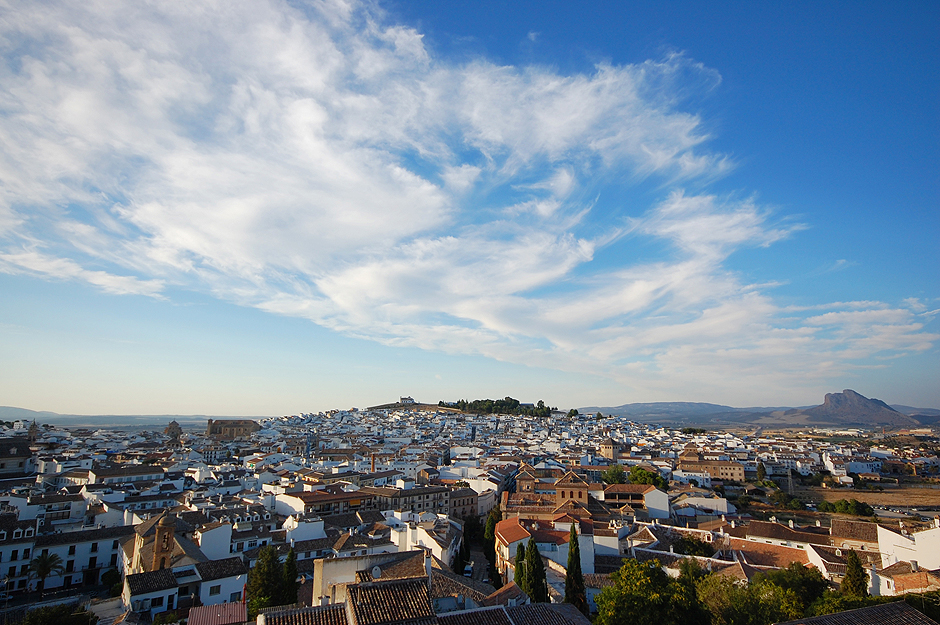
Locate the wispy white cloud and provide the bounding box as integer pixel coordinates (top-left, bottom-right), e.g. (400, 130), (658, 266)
(0, 0), (934, 403)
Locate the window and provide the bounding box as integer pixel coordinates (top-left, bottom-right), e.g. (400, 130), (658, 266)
(91, 543), (98, 553)
(25, 529), (32, 537)
(7, 567), (14, 577)
(10, 551), (16, 561)
(247, 540), (257, 549)
(230, 591), (241, 602)
(110, 554), (117, 566)
(64, 576), (71, 586)
(23, 549), (29, 559)
(151, 597), (163, 607)
(66, 560), (74, 572)
(112, 540), (119, 550)
(0, 531), (5, 540)
(68, 546), (76, 555)
(88, 557), (97, 569)
(12, 530), (20, 540)
(209, 585), (221, 596)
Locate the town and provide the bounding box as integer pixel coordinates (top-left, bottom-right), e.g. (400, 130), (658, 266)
(0, 396), (938, 625)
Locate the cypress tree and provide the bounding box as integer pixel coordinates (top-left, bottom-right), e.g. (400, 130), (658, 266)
(757, 462), (767, 481)
(526, 537), (548, 602)
(514, 543), (527, 591)
(280, 548), (299, 606)
(841, 550), (869, 598)
(564, 524), (588, 614)
(247, 546), (282, 616)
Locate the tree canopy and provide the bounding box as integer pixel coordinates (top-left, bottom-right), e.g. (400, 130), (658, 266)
(817, 499), (874, 516)
(440, 397), (555, 417)
(525, 538), (548, 602)
(628, 465), (667, 490)
(247, 546), (298, 617)
(601, 464), (626, 484)
(841, 550), (869, 598)
(29, 552), (65, 595)
(595, 559), (705, 625)
(564, 525), (588, 614)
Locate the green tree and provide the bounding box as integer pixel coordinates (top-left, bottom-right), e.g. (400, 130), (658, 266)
(757, 462), (767, 482)
(484, 507), (499, 542)
(564, 525), (588, 614)
(525, 537), (548, 602)
(808, 591), (888, 616)
(567, 409), (579, 418)
(696, 574), (802, 625)
(280, 548), (299, 606)
(628, 465), (667, 490)
(755, 562), (829, 613)
(247, 546), (283, 617)
(601, 464), (626, 485)
(514, 543), (527, 591)
(841, 550), (869, 598)
(442, 447), (451, 466)
(22, 605), (97, 625)
(596, 559), (706, 625)
(674, 536), (715, 557)
(29, 552), (65, 597)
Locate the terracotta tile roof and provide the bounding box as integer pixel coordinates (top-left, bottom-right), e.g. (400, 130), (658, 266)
(430, 568), (495, 604)
(480, 581), (529, 607)
(744, 521), (830, 545)
(775, 600), (938, 624)
(126, 568), (177, 595)
(195, 556), (248, 581)
(554, 472), (589, 488)
(344, 577), (436, 625)
(504, 603), (592, 625)
(892, 570), (940, 594)
(829, 520), (879, 544)
(495, 518), (530, 546)
(604, 484), (655, 494)
(729, 538), (810, 568)
(438, 606), (512, 625)
(261, 604), (347, 625)
(356, 551), (427, 583)
(188, 602), (247, 625)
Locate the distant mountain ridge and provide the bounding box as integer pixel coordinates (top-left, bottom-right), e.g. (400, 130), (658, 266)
(0, 406), (267, 428)
(581, 390), (939, 428)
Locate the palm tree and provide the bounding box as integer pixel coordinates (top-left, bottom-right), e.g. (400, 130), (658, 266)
(29, 552), (64, 597)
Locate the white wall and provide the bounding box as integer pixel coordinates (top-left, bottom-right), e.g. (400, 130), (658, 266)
(199, 573), (246, 605)
(645, 489), (670, 519)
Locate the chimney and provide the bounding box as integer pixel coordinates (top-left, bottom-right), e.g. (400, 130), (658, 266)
(816, 520), (821, 527)
(788, 519), (794, 529)
(911, 561), (918, 572)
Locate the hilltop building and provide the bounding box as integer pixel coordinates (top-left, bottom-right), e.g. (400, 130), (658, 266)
(206, 419), (260, 440)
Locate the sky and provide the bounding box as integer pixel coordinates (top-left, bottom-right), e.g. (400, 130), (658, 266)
(0, 0), (938, 416)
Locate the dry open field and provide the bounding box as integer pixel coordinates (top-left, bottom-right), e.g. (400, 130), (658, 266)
(800, 486), (940, 508)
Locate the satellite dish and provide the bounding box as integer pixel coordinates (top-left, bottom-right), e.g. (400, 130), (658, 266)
(371, 565), (382, 579)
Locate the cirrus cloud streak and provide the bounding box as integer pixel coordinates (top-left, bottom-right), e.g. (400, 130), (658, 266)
(0, 0), (934, 403)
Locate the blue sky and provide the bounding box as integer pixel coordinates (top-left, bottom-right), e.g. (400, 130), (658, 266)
(1, 0), (937, 415)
